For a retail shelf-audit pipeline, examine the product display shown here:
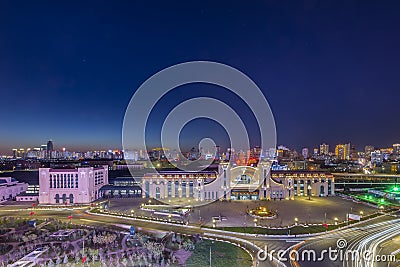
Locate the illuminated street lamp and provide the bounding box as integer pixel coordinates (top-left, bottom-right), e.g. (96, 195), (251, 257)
(294, 217), (298, 226)
(359, 211), (364, 217)
(254, 218), (258, 227)
(131, 209), (135, 216)
(334, 217), (338, 225)
(307, 185), (312, 200)
(210, 240), (214, 267)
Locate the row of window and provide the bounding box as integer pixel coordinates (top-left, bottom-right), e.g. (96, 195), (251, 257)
(292, 185), (327, 196)
(293, 179), (331, 184)
(54, 193), (74, 204)
(148, 181), (196, 198)
(166, 181), (194, 197)
(95, 176), (105, 186)
(49, 174), (78, 189)
(204, 191), (218, 200)
(262, 190), (286, 198)
(94, 172), (104, 186)
(272, 173), (329, 178)
(150, 174), (215, 178)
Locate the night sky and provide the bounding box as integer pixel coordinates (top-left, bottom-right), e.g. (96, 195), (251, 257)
(1, 1), (400, 154)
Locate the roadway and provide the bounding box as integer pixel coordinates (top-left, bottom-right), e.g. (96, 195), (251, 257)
(293, 213), (400, 267)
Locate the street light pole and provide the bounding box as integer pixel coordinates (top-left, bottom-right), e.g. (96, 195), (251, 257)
(210, 241), (214, 267)
(199, 209), (201, 223)
(210, 243), (212, 267)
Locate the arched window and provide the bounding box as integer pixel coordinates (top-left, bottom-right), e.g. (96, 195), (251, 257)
(174, 181), (179, 197)
(189, 181), (194, 197)
(167, 181), (172, 197)
(182, 181), (186, 197)
(55, 194), (60, 204)
(224, 170), (227, 187)
(155, 187), (161, 199)
(320, 185), (325, 196)
(69, 194), (74, 203)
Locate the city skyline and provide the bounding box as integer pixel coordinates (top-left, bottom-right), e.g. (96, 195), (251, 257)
(1, 1), (400, 154)
(3, 138), (400, 157)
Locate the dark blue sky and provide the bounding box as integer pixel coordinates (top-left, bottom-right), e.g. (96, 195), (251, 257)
(1, 1), (400, 154)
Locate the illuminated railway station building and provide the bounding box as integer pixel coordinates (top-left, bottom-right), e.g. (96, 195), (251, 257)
(141, 162), (335, 201)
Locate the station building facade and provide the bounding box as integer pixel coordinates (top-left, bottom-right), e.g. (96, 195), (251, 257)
(38, 166), (108, 204)
(141, 162), (335, 201)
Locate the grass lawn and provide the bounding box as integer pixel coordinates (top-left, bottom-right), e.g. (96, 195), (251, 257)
(186, 240), (252, 267)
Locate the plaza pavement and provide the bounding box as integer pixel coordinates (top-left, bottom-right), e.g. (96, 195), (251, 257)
(106, 196), (378, 228)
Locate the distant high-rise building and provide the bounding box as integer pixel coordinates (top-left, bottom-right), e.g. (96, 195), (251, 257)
(393, 144), (400, 155)
(13, 148), (26, 158)
(320, 143), (329, 155)
(302, 148), (309, 159)
(349, 144), (358, 161)
(313, 148), (319, 156)
(215, 146), (221, 160)
(335, 143), (350, 160)
(380, 148), (393, 160)
(364, 145), (375, 158)
(371, 150), (383, 165)
(277, 145), (290, 159)
(47, 140), (54, 151)
(46, 140), (54, 159)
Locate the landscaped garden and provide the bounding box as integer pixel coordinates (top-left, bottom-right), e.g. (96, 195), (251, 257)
(0, 216), (250, 266)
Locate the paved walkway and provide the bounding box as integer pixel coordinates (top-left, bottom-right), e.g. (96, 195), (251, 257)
(108, 196), (378, 227)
